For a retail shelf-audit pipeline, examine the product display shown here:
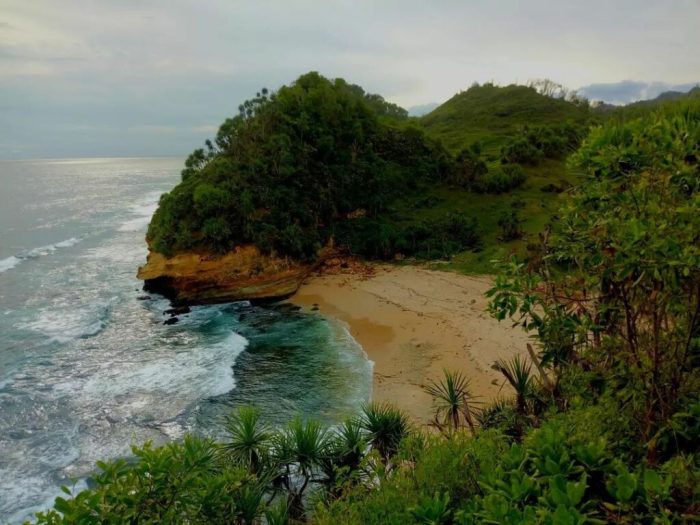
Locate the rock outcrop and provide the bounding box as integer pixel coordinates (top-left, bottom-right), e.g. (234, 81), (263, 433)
(137, 245), (312, 305)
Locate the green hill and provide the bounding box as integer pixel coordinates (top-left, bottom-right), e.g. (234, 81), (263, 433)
(592, 85), (700, 119)
(420, 83), (590, 155)
(386, 83), (593, 272)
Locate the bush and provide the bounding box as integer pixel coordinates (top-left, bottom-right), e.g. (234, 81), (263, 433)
(474, 164), (526, 194)
(501, 137), (544, 165)
(333, 213), (481, 260)
(497, 208), (524, 241)
(451, 144), (488, 188)
(500, 123), (585, 165)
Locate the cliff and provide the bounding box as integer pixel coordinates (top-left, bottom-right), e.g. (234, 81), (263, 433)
(137, 245), (312, 305)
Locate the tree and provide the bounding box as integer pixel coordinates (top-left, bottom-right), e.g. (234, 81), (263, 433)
(274, 417), (331, 520)
(224, 406), (271, 475)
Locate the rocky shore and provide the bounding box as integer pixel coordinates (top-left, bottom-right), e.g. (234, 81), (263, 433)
(137, 245), (312, 305)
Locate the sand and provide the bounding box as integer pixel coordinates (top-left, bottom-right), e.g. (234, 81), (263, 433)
(290, 263), (531, 424)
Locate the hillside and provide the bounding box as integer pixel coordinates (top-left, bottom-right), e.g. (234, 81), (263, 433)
(139, 73), (484, 303)
(420, 83), (590, 154)
(593, 85), (700, 118)
(400, 83), (593, 272)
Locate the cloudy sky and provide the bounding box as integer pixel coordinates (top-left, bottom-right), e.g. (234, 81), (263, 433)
(1, 0), (698, 159)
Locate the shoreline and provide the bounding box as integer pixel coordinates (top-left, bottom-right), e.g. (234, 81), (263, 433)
(290, 263), (530, 424)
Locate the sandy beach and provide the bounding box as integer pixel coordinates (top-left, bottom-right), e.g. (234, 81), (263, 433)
(291, 263), (531, 424)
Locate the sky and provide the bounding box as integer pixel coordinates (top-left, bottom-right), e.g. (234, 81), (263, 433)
(1, 0), (698, 159)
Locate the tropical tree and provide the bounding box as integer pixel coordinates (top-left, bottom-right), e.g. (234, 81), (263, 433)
(492, 355), (536, 439)
(488, 99), (700, 461)
(318, 418), (370, 498)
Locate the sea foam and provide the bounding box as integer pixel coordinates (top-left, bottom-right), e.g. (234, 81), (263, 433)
(117, 192), (161, 232)
(0, 238), (82, 275)
(0, 256), (21, 274)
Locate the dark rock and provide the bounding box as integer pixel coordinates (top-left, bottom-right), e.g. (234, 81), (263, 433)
(165, 306), (191, 316)
(163, 317), (179, 325)
(137, 295), (151, 301)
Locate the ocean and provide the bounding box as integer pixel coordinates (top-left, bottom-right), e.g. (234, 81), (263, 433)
(0, 157), (372, 523)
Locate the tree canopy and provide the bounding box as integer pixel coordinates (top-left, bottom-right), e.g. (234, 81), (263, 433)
(147, 72), (459, 260)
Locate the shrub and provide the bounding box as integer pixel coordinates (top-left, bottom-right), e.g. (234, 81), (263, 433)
(500, 123), (585, 165)
(451, 144), (488, 188)
(474, 164), (526, 194)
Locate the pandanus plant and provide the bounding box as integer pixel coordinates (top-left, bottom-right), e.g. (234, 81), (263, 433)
(492, 355), (535, 439)
(223, 406), (271, 475)
(360, 402), (410, 464)
(318, 418), (370, 498)
(424, 370), (481, 435)
(492, 355), (534, 416)
(274, 417), (331, 521)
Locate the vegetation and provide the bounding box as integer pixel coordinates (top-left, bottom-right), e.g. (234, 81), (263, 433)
(317, 93), (700, 524)
(30, 85), (699, 523)
(146, 75), (598, 274)
(147, 72), (464, 261)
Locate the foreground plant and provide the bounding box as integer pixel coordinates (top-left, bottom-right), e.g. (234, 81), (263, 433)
(224, 406), (271, 475)
(361, 402), (410, 463)
(425, 369), (480, 434)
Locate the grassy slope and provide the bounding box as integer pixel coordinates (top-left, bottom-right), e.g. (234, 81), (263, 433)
(420, 83), (588, 155)
(407, 84), (589, 273)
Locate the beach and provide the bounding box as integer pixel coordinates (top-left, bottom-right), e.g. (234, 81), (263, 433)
(291, 263), (531, 424)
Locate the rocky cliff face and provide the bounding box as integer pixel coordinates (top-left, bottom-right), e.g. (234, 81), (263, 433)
(137, 245), (312, 305)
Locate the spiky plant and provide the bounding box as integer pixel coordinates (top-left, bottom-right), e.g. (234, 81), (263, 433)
(232, 481), (265, 525)
(223, 406), (271, 475)
(360, 402), (410, 463)
(492, 355), (535, 417)
(274, 417), (330, 520)
(424, 369), (481, 434)
(318, 417), (370, 495)
(264, 498), (289, 525)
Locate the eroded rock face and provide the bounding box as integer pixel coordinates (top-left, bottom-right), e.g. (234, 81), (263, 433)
(137, 245), (312, 305)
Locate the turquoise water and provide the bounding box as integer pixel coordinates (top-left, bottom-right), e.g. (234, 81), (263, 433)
(0, 158), (372, 523)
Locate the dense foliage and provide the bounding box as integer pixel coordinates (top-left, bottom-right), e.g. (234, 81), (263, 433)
(147, 73), (458, 260)
(500, 123), (585, 166)
(318, 94), (700, 525)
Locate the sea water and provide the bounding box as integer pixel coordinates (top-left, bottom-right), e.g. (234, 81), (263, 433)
(0, 158), (372, 523)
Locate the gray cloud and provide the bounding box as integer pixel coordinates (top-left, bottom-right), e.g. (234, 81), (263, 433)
(577, 81), (700, 105)
(1, 0), (699, 158)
